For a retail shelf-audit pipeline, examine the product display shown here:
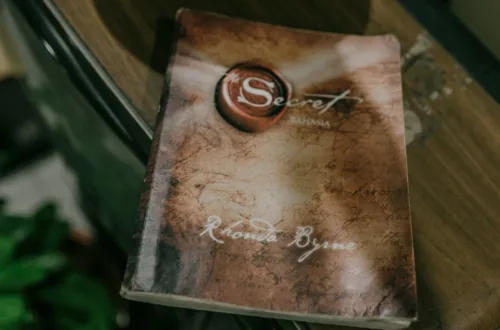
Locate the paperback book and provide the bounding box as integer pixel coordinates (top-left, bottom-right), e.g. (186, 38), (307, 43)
(121, 8), (417, 330)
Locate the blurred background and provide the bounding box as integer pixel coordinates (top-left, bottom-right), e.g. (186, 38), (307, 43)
(1, 0), (500, 329)
(0, 0), (178, 329)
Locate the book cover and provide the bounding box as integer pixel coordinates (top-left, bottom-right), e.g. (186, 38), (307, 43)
(121, 8), (417, 330)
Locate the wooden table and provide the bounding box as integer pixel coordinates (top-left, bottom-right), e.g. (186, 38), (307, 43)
(46, 1), (500, 329)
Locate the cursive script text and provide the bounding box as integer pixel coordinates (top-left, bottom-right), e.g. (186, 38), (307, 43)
(287, 226), (356, 262)
(235, 76), (363, 115)
(199, 215), (280, 244)
(199, 216), (355, 262)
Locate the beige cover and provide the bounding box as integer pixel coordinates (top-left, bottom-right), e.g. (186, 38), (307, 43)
(122, 8), (417, 330)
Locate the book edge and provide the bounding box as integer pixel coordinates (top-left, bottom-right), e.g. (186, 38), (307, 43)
(121, 10), (183, 292)
(176, 7), (400, 43)
(391, 40), (419, 321)
(120, 289), (414, 330)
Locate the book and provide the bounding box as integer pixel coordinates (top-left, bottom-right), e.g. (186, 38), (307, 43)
(121, 8), (417, 330)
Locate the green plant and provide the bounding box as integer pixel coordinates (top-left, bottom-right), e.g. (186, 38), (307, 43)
(0, 200), (116, 330)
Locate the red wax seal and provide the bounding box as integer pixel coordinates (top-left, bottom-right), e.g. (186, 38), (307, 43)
(215, 62), (292, 132)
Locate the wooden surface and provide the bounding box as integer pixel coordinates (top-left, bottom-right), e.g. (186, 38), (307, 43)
(0, 18), (25, 80)
(50, 1), (500, 329)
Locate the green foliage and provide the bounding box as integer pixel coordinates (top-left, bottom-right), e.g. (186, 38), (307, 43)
(0, 252), (66, 292)
(0, 202), (116, 330)
(0, 238), (15, 266)
(0, 294), (25, 329)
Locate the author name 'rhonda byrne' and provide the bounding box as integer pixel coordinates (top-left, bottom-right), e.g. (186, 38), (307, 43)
(199, 215), (356, 262)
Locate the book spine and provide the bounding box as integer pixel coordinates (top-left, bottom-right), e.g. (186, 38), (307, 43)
(122, 11), (185, 292)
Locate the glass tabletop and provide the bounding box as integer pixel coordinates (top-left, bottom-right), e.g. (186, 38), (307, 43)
(13, 0), (500, 329)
